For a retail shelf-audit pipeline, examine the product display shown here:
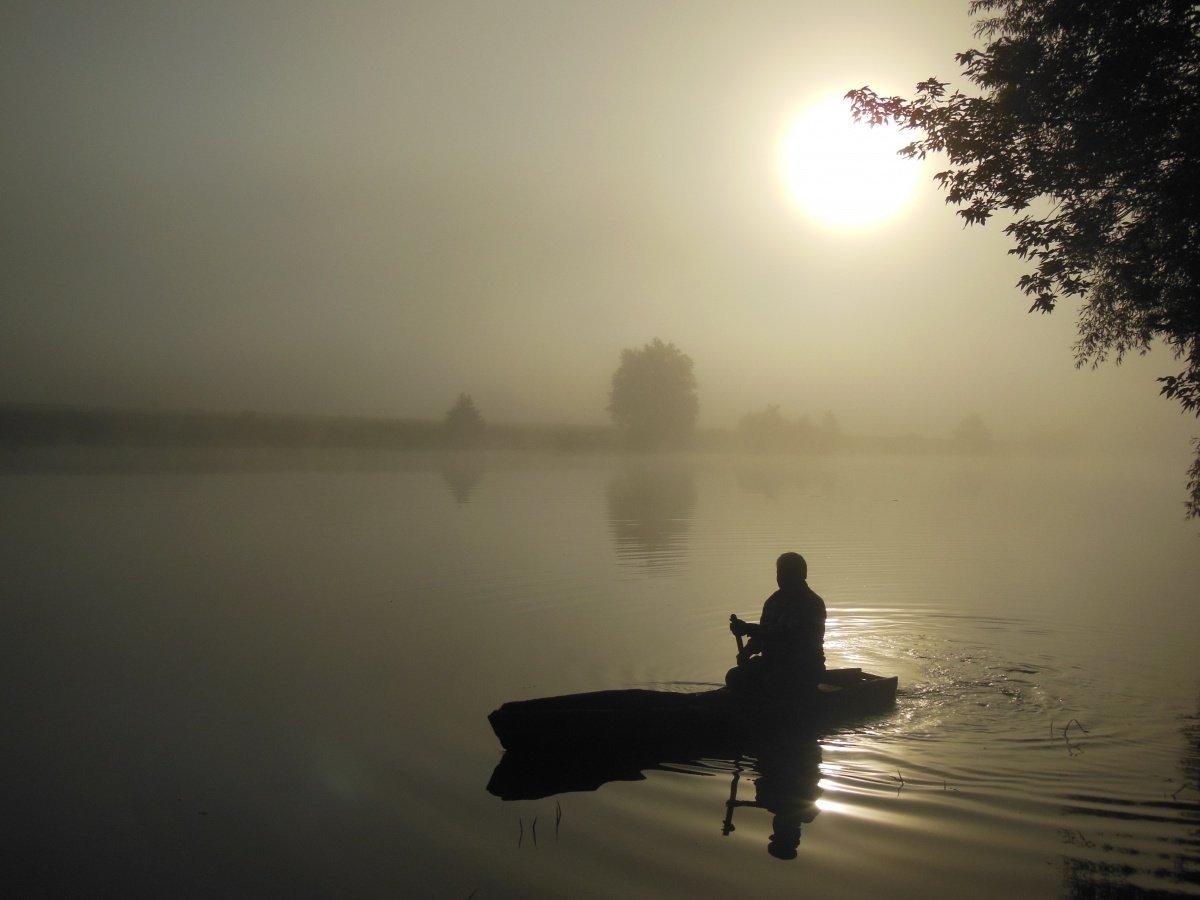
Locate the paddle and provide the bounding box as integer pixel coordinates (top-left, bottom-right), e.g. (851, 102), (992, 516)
(729, 614), (744, 654)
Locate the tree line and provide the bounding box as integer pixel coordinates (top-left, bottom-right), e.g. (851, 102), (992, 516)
(442, 337), (995, 454)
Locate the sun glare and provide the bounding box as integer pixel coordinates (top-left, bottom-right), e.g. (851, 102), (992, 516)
(781, 94), (922, 230)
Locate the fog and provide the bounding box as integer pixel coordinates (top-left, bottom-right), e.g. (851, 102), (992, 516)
(2, 1), (1193, 454)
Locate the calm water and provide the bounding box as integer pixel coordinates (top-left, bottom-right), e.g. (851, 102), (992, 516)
(4, 451), (1199, 898)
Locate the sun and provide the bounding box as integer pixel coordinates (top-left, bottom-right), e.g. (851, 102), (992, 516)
(781, 94), (922, 230)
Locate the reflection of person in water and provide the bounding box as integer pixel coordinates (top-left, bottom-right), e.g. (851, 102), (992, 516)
(727, 552), (826, 695)
(723, 740), (822, 859)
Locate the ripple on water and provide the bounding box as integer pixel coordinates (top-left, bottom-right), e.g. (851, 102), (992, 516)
(804, 603), (1200, 897)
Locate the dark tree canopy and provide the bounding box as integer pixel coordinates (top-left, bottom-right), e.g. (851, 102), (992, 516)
(607, 338), (699, 449)
(443, 393), (485, 445)
(847, 0), (1200, 515)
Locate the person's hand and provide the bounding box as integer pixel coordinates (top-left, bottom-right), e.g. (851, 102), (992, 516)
(730, 616), (749, 637)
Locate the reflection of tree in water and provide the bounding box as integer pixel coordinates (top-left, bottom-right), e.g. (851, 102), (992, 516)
(1060, 694), (1200, 897)
(606, 463), (695, 570)
(439, 455), (485, 504)
(735, 461), (829, 502)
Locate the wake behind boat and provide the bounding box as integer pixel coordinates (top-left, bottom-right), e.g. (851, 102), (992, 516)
(487, 667), (898, 753)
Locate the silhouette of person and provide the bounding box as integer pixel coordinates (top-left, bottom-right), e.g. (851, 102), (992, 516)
(726, 552), (826, 695)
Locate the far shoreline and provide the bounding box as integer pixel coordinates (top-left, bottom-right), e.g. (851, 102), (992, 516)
(0, 402), (1101, 468)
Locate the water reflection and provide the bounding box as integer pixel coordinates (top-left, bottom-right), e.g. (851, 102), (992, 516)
(1059, 691), (1200, 897)
(734, 461), (828, 502)
(439, 454), (485, 504)
(722, 740), (823, 860)
(606, 461), (695, 571)
(488, 736), (822, 860)
(1182, 695), (1200, 805)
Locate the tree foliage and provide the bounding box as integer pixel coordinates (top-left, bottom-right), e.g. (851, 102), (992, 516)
(736, 405), (841, 452)
(847, 0), (1200, 515)
(952, 411), (996, 453)
(443, 393), (484, 446)
(738, 404), (794, 452)
(607, 338), (698, 449)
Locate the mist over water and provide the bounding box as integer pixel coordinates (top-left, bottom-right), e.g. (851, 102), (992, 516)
(4, 451), (1198, 897)
(3, 0), (1196, 463)
(5, 3), (1198, 893)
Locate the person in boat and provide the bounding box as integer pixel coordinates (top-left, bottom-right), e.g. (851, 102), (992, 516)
(726, 552), (826, 695)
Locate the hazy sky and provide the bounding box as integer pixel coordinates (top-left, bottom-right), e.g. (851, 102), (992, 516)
(2, 1), (1194, 449)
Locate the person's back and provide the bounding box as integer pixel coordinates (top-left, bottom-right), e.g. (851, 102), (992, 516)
(728, 552), (826, 694)
(759, 578), (825, 679)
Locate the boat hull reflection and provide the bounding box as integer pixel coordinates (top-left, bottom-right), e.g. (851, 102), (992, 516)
(487, 735), (825, 860)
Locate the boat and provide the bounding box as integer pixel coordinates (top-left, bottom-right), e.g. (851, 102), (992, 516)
(487, 667), (897, 754)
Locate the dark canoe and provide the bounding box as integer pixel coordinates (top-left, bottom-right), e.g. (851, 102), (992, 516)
(487, 667), (898, 754)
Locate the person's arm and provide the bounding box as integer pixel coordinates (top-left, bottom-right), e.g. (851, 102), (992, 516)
(729, 616), (764, 638)
(729, 615), (763, 664)
(739, 635), (762, 663)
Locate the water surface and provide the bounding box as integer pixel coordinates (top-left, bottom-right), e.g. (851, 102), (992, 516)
(4, 452), (1199, 897)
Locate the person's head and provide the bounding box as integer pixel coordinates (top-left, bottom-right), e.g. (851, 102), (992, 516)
(776, 552), (807, 590)
(767, 817), (802, 859)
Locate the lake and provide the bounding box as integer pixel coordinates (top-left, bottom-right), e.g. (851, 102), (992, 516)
(4, 450), (1199, 898)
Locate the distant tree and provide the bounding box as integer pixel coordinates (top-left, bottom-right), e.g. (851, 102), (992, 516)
(817, 410), (841, 450)
(443, 393), (484, 446)
(737, 405), (828, 452)
(607, 338), (698, 449)
(847, 0), (1200, 515)
(738, 404), (790, 452)
(795, 413), (815, 445)
(952, 412), (996, 453)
